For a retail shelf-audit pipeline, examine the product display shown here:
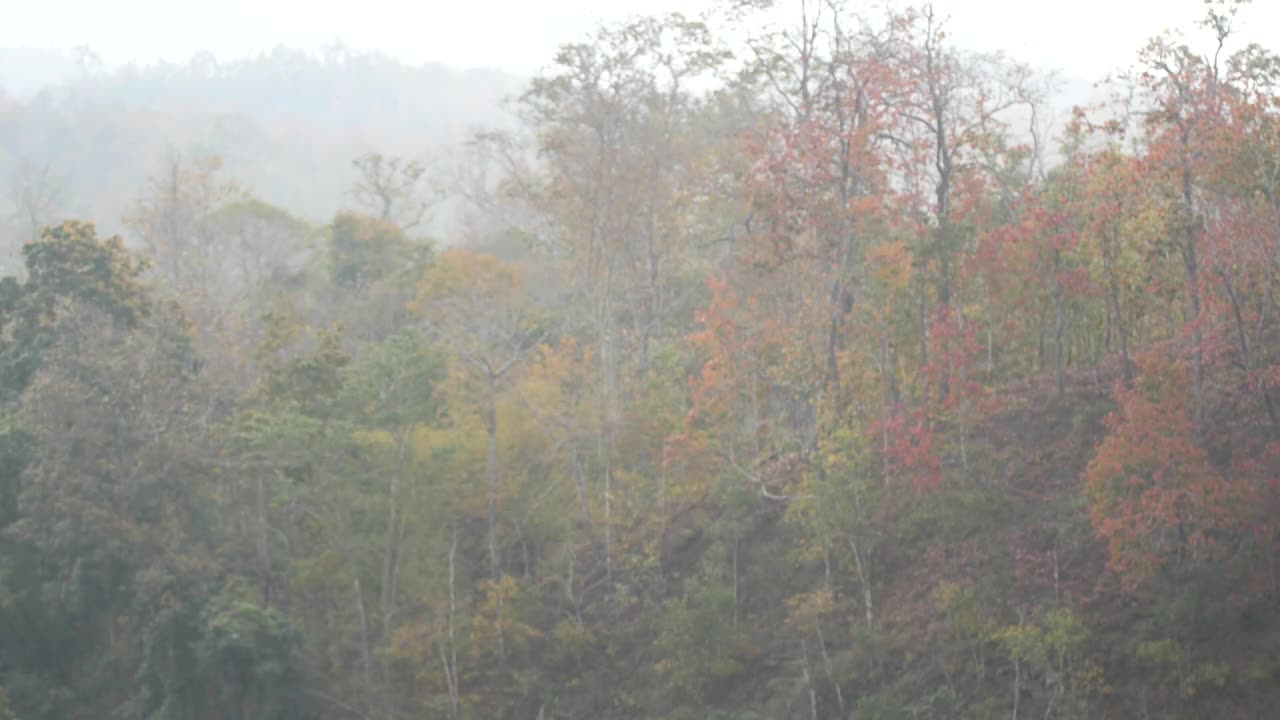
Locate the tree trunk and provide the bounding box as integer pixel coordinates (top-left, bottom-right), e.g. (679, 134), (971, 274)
(919, 286), (930, 375)
(1054, 250), (1066, 399)
(379, 432), (409, 720)
(1106, 228), (1133, 386)
(848, 535), (873, 628)
(256, 472), (274, 606)
(353, 577), (375, 716)
(1222, 273), (1280, 433)
(800, 639), (818, 720)
(442, 521), (460, 719)
(601, 257), (618, 585)
(815, 619), (845, 717)
(732, 532), (740, 632)
(986, 306), (995, 376)
(1037, 303), (1046, 373)
(1181, 155), (1207, 433)
(485, 374), (501, 581)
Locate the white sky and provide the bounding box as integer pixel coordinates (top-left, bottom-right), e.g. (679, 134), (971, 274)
(4, 0), (1279, 82)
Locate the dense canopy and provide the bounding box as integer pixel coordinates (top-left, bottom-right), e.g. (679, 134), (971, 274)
(3, 2), (1280, 718)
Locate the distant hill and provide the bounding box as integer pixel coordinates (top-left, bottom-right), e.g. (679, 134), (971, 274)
(0, 45), (527, 244)
(0, 47), (84, 97)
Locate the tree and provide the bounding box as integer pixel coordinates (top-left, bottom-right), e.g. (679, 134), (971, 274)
(1074, 145), (1158, 385)
(208, 198), (313, 301)
(886, 4), (1035, 390)
(736, 0), (896, 396)
(328, 212), (415, 290)
(0, 223), (218, 718)
(350, 152), (442, 231)
(1084, 355), (1231, 588)
(6, 157), (65, 245)
(326, 210), (431, 344)
(339, 331), (446, 716)
(1121, 1), (1248, 430)
(414, 249), (543, 583)
(126, 149), (240, 299)
(0, 220), (149, 402)
(518, 14), (725, 579)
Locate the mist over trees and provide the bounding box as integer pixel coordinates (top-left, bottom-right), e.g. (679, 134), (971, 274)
(0, 43), (522, 258)
(4, 1), (1280, 719)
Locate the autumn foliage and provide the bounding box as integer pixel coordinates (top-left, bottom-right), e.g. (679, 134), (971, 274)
(1084, 356), (1232, 587)
(10, 2), (1280, 720)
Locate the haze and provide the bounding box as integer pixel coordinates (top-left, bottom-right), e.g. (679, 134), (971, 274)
(7, 0), (1280, 719)
(7, 0), (1279, 79)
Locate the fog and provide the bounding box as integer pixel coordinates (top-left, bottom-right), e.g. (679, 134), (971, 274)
(3, 0), (1276, 247)
(9, 0), (1279, 78)
(4, 2), (1280, 718)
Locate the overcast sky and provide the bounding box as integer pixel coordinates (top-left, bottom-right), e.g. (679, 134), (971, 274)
(5, 0), (1279, 82)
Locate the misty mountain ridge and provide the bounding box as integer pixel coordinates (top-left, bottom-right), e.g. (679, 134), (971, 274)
(0, 41), (1098, 255)
(0, 44), (526, 248)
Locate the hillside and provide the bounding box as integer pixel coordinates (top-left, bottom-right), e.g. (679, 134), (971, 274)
(3, 4), (1280, 720)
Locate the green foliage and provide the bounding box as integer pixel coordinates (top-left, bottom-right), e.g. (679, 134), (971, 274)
(255, 318), (351, 418)
(655, 574), (742, 697)
(851, 687), (917, 720)
(338, 330), (444, 427)
(21, 220), (149, 326)
(136, 579), (303, 720)
(328, 211), (424, 292)
(471, 575), (544, 659)
(995, 609), (1086, 675)
(0, 416), (31, 528)
(0, 220), (148, 401)
(0, 672), (72, 720)
(704, 711), (764, 720)
(195, 591), (301, 718)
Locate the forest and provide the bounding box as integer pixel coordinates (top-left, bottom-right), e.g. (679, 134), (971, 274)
(3, 1), (1280, 718)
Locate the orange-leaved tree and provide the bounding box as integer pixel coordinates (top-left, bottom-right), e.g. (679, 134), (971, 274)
(1084, 354), (1235, 588)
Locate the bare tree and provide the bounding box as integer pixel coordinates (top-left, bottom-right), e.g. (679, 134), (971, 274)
(350, 152), (443, 231)
(8, 158), (66, 244)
